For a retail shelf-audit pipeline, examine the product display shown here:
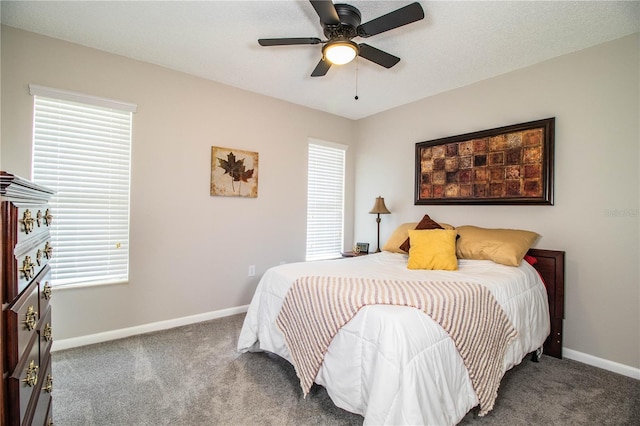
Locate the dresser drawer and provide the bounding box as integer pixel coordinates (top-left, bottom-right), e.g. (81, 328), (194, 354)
(39, 306), (53, 363)
(16, 205), (52, 245)
(32, 396), (53, 426)
(34, 395), (53, 426)
(7, 333), (40, 425)
(38, 268), (53, 321)
(30, 353), (53, 426)
(2, 200), (53, 303)
(13, 233), (52, 300)
(4, 280), (40, 373)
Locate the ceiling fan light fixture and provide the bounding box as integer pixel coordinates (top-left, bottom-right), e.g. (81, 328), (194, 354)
(323, 40), (359, 65)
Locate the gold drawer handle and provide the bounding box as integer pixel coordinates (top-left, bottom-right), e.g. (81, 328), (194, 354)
(21, 209), (35, 234)
(20, 255), (35, 279)
(24, 306), (38, 331)
(36, 249), (43, 266)
(37, 209), (43, 227)
(47, 418), (54, 426)
(45, 208), (53, 226)
(43, 374), (53, 393)
(43, 281), (52, 300)
(44, 241), (53, 259)
(44, 323), (53, 342)
(23, 360), (39, 387)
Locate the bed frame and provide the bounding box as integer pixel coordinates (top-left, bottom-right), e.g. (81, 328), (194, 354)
(527, 248), (565, 359)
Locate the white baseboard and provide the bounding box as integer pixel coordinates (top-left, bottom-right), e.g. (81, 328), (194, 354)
(563, 348), (640, 379)
(52, 305), (249, 352)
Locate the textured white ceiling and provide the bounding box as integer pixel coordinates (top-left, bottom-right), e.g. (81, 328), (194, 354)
(2, 0), (639, 120)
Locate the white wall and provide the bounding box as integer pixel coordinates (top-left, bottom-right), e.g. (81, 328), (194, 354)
(353, 33), (640, 369)
(0, 26), (356, 340)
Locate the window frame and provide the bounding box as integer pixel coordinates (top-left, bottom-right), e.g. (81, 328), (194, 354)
(306, 138), (347, 261)
(30, 84), (137, 288)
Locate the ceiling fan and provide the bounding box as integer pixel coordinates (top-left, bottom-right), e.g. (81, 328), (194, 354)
(258, 0), (425, 77)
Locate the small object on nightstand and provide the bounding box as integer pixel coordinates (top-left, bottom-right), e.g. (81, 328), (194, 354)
(355, 242), (369, 254)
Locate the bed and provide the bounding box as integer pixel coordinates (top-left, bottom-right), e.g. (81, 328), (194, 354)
(237, 223), (564, 425)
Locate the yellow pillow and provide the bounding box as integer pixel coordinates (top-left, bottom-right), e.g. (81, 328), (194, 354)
(455, 225), (539, 266)
(382, 222), (417, 253)
(407, 229), (458, 270)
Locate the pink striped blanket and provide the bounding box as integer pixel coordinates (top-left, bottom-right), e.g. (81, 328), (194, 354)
(276, 276), (518, 416)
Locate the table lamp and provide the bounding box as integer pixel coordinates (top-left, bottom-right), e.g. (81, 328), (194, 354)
(369, 196), (391, 252)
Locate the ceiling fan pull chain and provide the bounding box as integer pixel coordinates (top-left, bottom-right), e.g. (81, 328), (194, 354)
(354, 56), (359, 101)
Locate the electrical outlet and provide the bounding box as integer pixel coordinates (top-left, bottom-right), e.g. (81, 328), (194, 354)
(248, 265), (256, 277)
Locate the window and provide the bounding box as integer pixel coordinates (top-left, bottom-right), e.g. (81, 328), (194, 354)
(306, 140), (346, 261)
(30, 85), (137, 287)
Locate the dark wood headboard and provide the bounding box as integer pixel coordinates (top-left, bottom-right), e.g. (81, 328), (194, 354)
(527, 248), (565, 359)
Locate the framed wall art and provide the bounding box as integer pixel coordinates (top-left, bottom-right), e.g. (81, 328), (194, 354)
(415, 118), (554, 205)
(211, 146), (259, 197)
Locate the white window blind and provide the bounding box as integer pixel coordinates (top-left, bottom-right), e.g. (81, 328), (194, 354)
(30, 85), (136, 287)
(306, 141), (346, 261)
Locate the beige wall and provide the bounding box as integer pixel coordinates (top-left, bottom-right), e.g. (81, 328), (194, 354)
(354, 33), (640, 369)
(0, 26), (356, 340)
(2, 25), (639, 371)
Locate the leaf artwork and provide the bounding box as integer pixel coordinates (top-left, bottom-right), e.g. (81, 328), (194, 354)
(218, 152), (254, 193)
(210, 146), (259, 197)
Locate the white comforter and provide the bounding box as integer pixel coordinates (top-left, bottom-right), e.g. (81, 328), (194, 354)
(237, 252), (550, 425)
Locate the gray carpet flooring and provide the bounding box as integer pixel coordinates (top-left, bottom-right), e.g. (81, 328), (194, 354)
(52, 313), (639, 425)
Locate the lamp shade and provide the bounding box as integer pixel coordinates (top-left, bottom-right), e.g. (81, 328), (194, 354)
(323, 40), (358, 65)
(369, 196), (391, 214)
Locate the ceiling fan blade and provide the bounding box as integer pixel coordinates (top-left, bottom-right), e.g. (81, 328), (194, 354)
(311, 58), (332, 77)
(358, 44), (400, 68)
(259, 38), (322, 46)
(357, 2), (425, 38)
(309, 0), (340, 25)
